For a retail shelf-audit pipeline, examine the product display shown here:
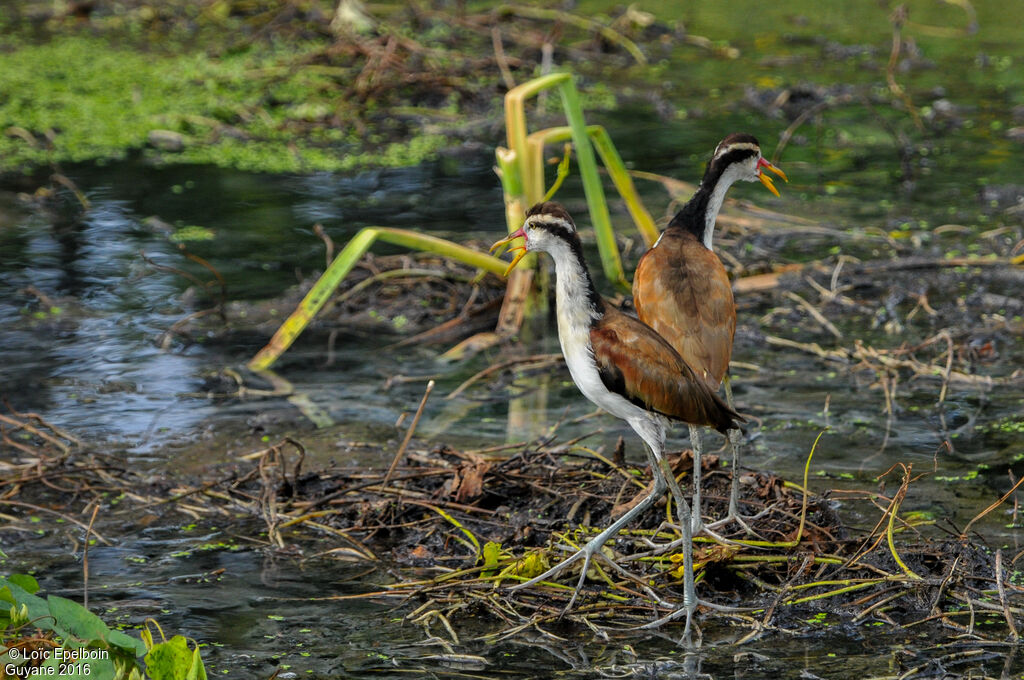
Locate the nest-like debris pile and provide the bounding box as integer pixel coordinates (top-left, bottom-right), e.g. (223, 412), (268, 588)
(2, 407), (1022, 644)
(220, 437), (1024, 642)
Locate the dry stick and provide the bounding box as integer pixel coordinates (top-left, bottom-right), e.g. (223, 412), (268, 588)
(995, 549), (1020, 639)
(336, 268), (470, 307)
(491, 28), (516, 90)
(962, 474), (1024, 536)
(1, 402), (82, 447)
(784, 291), (843, 339)
(927, 553), (961, 617)
(0, 499), (111, 544)
(937, 330), (954, 406)
(1010, 470), (1021, 527)
(773, 94), (854, 161)
(312, 223), (334, 268)
(82, 503), (100, 609)
(0, 413), (73, 455)
(181, 250), (227, 308)
(51, 173), (91, 211)
(382, 380), (435, 489)
(897, 649), (986, 680)
(258, 445), (286, 549)
(139, 250), (208, 290)
(886, 4), (924, 131)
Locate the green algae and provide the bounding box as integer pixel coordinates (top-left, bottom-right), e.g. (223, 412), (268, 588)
(5, 0), (1024, 182)
(0, 35), (453, 174)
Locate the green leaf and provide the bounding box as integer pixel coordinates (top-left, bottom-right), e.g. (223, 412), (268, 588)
(8, 574), (40, 594)
(481, 541), (502, 577)
(47, 595), (111, 644)
(145, 636), (207, 680)
(39, 651), (116, 679)
(0, 580), (51, 625)
(108, 628), (149, 657)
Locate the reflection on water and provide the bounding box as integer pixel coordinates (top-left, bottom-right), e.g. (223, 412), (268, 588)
(0, 138), (1020, 497)
(2, 5), (1024, 671)
(0, 158), (509, 456)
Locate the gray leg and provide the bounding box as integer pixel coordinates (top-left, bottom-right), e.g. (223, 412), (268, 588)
(688, 424), (704, 535)
(509, 416), (669, 612)
(707, 373), (765, 537)
(724, 376), (742, 519)
(639, 463), (698, 642)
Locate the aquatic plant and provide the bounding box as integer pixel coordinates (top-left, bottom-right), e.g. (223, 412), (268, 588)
(249, 73), (657, 370)
(0, 573), (207, 679)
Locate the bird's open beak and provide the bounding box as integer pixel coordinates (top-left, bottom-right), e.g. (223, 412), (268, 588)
(757, 157), (789, 197)
(489, 227), (528, 278)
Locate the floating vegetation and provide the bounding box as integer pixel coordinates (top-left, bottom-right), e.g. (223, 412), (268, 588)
(3, 401), (1021, 656)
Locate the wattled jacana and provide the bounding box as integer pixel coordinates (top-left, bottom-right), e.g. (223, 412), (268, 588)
(633, 133), (787, 534)
(491, 201), (743, 635)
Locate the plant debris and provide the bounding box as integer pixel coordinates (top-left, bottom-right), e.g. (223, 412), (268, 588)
(4, 403), (1022, 648)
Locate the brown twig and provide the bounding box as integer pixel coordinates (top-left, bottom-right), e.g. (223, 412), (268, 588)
(82, 503), (100, 609)
(382, 379), (435, 489)
(962, 474), (1024, 536)
(447, 354), (561, 399)
(886, 5), (924, 130)
(994, 550), (1020, 639)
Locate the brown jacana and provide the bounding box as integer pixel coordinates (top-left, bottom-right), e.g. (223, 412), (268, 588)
(632, 133), (787, 534)
(491, 201), (743, 636)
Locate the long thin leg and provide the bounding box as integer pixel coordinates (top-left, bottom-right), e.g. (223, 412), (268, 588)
(644, 450), (698, 642)
(509, 423), (668, 612)
(637, 423), (753, 642)
(653, 427), (733, 548)
(687, 424), (703, 535)
(707, 374), (765, 537)
(649, 425), (697, 641)
(724, 376), (742, 519)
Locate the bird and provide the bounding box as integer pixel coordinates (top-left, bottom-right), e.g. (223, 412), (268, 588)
(632, 133), (787, 535)
(490, 201), (744, 636)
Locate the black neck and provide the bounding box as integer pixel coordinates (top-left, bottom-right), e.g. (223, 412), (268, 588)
(666, 145), (757, 246)
(667, 159), (723, 241)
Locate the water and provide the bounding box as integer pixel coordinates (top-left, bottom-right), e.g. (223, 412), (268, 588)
(3, 2), (1024, 676)
(3, 148), (1020, 676)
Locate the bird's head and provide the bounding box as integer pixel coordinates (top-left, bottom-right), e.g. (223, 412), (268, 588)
(489, 201), (579, 277)
(710, 133), (788, 196)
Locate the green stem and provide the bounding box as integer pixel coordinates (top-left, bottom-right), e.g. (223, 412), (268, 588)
(589, 126), (660, 247)
(248, 227), (508, 370)
(557, 79), (629, 292)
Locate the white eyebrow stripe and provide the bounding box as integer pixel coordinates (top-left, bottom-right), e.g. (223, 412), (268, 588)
(529, 215), (575, 230)
(713, 142), (760, 158)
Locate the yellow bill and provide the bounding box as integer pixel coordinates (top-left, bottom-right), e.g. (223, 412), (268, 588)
(489, 227), (528, 278)
(757, 157), (788, 197)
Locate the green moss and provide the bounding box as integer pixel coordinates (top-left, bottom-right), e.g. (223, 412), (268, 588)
(170, 225), (216, 242)
(0, 35), (453, 174)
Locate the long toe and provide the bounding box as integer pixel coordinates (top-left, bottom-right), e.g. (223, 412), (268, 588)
(706, 509), (770, 540)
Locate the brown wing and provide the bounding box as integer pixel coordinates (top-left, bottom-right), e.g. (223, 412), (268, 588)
(590, 306), (741, 433)
(633, 229), (736, 388)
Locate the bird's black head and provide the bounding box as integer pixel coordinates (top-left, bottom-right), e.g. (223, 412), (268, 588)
(704, 132), (787, 196)
(669, 133), (789, 247)
(490, 201), (582, 276)
(524, 201), (577, 237)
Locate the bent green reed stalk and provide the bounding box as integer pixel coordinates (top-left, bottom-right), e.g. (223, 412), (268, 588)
(250, 72), (660, 371)
(248, 229), (508, 371)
